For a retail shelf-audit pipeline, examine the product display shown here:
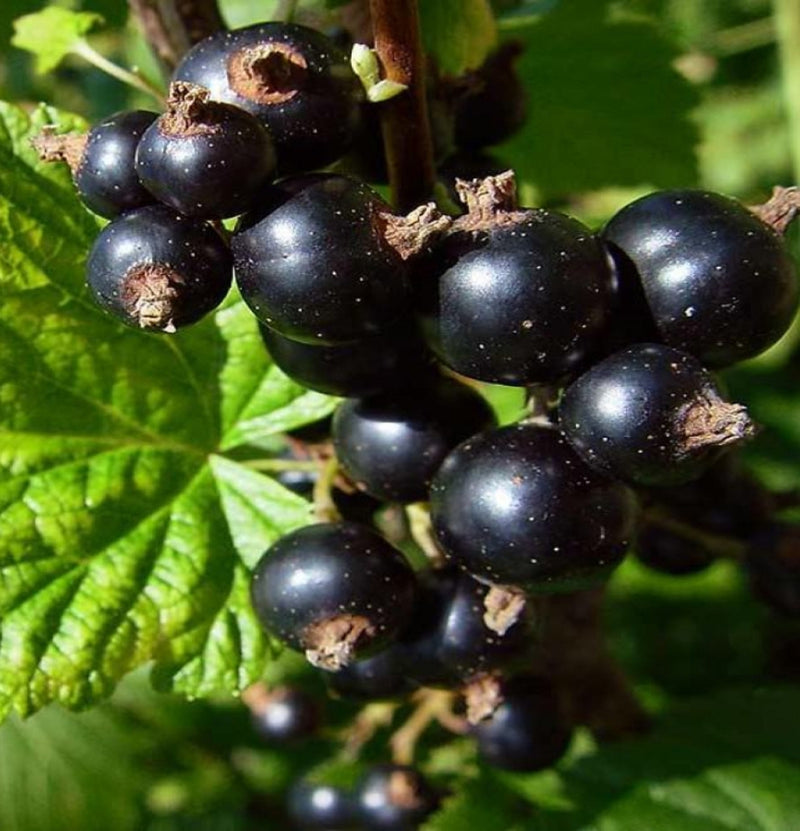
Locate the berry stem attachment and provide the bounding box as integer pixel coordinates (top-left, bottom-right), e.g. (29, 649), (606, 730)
(405, 503), (446, 567)
(390, 689), (458, 765)
(341, 701), (399, 760)
(369, 0), (436, 212)
(752, 185), (800, 235)
(243, 458), (321, 473)
(128, 0), (226, 72)
(313, 456), (342, 522)
(642, 509), (747, 560)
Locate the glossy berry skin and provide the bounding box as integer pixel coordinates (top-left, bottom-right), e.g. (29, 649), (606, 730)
(745, 523), (800, 618)
(634, 524), (714, 576)
(234, 175), (411, 345)
(250, 523), (417, 669)
(333, 377), (496, 504)
(287, 780), (357, 830)
(400, 569), (533, 686)
(603, 190), (799, 367)
(86, 205), (232, 332)
(172, 22), (362, 173)
(355, 764), (440, 830)
(559, 344), (755, 487)
(471, 676), (572, 772)
(417, 210), (615, 385)
(252, 686), (320, 743)
(327, 647), (415, 701)
(74, 110), (157, 218)
(259, 321), (433, 398)
(135, 87), (276, 219)
(430, 425), (636, 591)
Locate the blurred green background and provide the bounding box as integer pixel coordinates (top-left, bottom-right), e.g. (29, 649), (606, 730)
(2, 1), (800, 829)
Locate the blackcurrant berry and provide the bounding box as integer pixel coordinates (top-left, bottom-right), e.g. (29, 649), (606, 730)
(332, 377), (496, 504)
(327, 647), (415, 701)
(234, 175), (411, 345)
(34, 111), (158, 219)
(250, 522), (417, 670)
(745, 523), (800, 617)
(259, 321), (433, 398)
(135, 82), (276, 219)
(172, 22), (362, 173)
(251, 686), (320, 743)
(430, 425), (636, 591)
(416, 173), (616, 385)
(471, 675), (572, 772)
(602, 190), (799, 367)
(453, 42), (527, 151)
(634, 523), (715, 576)
(354, 764), (440, 830)
(287, 780), (357, 830)
(86, 205), (232, 332)
(559, 343), (756, 487)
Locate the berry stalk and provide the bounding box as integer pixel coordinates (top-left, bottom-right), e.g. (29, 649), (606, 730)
(128, 0), (226, 71)
(369, 0), (436, 211)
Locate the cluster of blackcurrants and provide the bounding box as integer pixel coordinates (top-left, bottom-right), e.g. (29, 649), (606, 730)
(37, 15), (800, 830)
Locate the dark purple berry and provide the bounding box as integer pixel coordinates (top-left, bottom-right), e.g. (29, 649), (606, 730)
(234, 175), (411, 345)
(85, 205), (231, 332)
(259, 321), (433, 398)
(33, 111), (157, 219)
(332, 377), (496, 504)
(559, 344), (756, 487)
(287, 780), (357, 830)
(250, 522), (417, 670)
(430, 425), (636, 591)
(135, 82), (276, 219)
(634, 523), (715, 576)
(471, 676), (572, 772)
(172, 22), (362, 173)
(251, 686), (320, 743)
(416, 174), (615, 385)
(354, 764), (440, 830)
(745, 523), (800, 617)
(327, 648), (415, 701)
(602, 190), (799, 367)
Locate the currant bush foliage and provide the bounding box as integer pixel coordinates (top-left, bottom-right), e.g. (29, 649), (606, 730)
(0, 102), (336, 718)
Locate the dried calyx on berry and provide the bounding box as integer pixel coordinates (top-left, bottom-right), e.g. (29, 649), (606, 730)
(415, 171), (617, 385)
(135, 82), (276, 219)
(32, 111), (157, 219)
(172, 22), (364, 173)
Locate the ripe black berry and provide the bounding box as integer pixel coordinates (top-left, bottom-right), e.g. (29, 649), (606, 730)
(259, 321), (433, 398)
(250, 522), (417, 670)
(251, 686), (320, 743)
(354, 764), (440, 830)
(745, 523), (800, 617)
(430, 425), (636, 591)
(602, 190), (799, 367)
(559, 344), (756, 487)
(172, 22), (362, 173)
(332, 377), (496, 504)
(33, 111), (157, 219)
(471, 676), (572, 772)
(86, 205), (232, 332)
(634, 523), (715, 576)
(416, 173), (615, 385)
(135, 82), (276, 219)
(327, 648), (414, 701)
(234, 175), (411, 345)
(287, 780), (357, 830)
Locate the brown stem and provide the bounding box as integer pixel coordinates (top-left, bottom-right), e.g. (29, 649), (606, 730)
(536, 588), (650, 741)
(390, 689), (457, 764)
(369, 0), (436, 212)
(128, 0), (226, 72)
(751, 185), (800, 235)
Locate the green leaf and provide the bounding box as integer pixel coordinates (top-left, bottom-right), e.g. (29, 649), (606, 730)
(12, 8), (104, 74)
(0, 102), (335, 719)
(419, 0), (498, 75)
(500, 0), (700, 199)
